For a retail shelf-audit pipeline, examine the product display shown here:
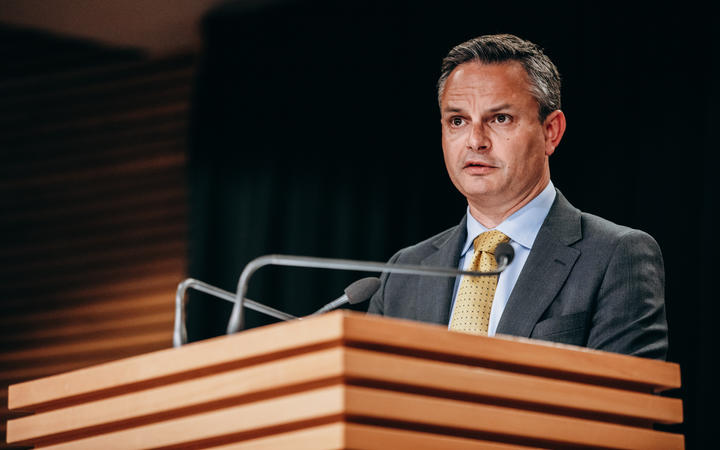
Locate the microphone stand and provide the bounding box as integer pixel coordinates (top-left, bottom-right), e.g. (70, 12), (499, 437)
(225, 254), (512, 336)
(174, 278), (297, 348)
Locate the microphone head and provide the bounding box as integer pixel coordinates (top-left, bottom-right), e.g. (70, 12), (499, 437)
(494, 242), (515, 266)
(344, 277), (382, 304)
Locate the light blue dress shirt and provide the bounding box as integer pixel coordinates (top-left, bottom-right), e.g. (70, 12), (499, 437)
(449, 182), (556, 336)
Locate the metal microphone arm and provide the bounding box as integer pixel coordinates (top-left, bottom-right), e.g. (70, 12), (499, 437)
(173, 278), (297, 348)
(311, 294), (350, 316)
(226, 254), (512, 336)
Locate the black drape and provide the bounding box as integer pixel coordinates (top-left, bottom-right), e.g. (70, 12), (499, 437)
(187, 1), (717, 447)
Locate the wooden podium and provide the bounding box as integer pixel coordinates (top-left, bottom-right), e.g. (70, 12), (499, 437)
(6, 311), (683, 449)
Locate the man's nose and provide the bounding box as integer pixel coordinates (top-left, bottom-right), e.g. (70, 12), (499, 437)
(466, 123), (490, 152)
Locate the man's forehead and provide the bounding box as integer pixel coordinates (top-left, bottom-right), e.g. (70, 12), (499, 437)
(450, 59), (528, 79)
(441, 61), (533, 109)
(446, 61), (528, 89)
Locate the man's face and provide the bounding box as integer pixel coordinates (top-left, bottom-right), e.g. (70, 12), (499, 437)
(440, 61), (560, 216)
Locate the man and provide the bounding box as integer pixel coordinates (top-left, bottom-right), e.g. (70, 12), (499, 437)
(367, 34), (668, 360)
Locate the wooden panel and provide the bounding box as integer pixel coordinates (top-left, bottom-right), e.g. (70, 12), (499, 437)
(344, 313), (681, 392)
(342, 423), (537, 450)
(6, 312), (684, 448)
(0, 262), (184, 303)
(342, 386), (684, 449)
(0, 29), (193, 447)
(206, 422), (537, 450)
(3, 357), (151, 388)
(7, 313), (344, 410)
(26, 386), (346, 449)
(0, 121), (185, 158)
(2, 310), (173, 345)
(341, 348), (681, 424)
(7, 349), (346, 442)
(1, 331), (172, 365)
(8, 312), (681, 411)
(9, 385), (683, 449)
(205, 422), (348, 450)
(6, 345), (681, 446)
(0, 288), (175, 326)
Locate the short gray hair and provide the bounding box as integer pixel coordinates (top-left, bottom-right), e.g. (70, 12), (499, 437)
(437, 34), (561, 121)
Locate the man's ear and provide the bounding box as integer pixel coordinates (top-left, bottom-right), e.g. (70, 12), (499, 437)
(543, 110), (566, 156)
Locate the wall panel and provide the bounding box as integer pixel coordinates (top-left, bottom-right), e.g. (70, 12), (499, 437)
(0, 27), (193, 448)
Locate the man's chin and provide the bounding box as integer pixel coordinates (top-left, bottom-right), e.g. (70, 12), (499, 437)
(458, 181), (499, 200)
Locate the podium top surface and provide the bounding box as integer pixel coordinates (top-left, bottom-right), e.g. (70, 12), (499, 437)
(8, 311), (680, 411)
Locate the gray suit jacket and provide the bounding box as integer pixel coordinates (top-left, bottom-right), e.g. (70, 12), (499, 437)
(367, 190), (668, 360)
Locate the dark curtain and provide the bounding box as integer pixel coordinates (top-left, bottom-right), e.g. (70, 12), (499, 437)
(187, 1), (717, 447)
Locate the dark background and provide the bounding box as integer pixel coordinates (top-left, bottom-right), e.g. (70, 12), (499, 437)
(186, 1), (717, 447)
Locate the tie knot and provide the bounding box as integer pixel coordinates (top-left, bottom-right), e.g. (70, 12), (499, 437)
(473, 230), (510, 254)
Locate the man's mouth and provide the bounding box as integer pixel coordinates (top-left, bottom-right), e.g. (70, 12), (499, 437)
(464, 161), (496, 169)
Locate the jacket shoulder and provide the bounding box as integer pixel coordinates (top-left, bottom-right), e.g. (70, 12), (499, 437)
(579, 211), (661, 252)
(388, 223), (463, 265)
(550, 190), (659, 250)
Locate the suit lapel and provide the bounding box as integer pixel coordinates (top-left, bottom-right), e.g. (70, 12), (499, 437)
(415, 216), (467, 325)
(497, 191), (582, 337)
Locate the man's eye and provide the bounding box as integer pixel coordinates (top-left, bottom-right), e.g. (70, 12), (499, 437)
(494, 114), (512, 124)
(451, 117), (464, 127)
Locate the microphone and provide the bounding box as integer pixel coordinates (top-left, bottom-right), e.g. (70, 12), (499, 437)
(173, 276), (380, 347)
(495, 242), (515, 267)
(311, 277), (381, 315)
(226, 253), (515, 335)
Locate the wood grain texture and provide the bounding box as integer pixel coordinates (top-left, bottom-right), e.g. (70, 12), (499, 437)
(0, 36), (193, 448)
(7, 313), (344, 410)
(341, 348), (681, 424)
(8, 312), (681, 409)
(344, 313), (681, 392)
(206, 422), (538, 450)
(25, 386), (346, 449)
(7, 349), (347, 442)
(11, 385), (683, 449)
(7, 312), (684, 449)
(7, 346), (681, 444)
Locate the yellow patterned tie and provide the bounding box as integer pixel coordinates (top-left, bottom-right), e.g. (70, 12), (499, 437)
(449, 230), (510, 335)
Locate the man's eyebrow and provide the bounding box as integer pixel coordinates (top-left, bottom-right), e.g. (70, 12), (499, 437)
(441, 106), (465, 114)
(442, 103), (513, 114)
(487, 103), (512, 112)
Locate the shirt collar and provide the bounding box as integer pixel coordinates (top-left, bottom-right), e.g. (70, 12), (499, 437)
(461, 181), (557, 256)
